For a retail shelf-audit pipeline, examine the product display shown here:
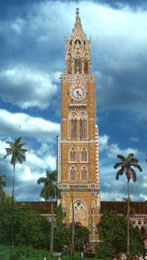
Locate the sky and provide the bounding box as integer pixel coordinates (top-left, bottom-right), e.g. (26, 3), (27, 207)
(0, 0), (147, 202)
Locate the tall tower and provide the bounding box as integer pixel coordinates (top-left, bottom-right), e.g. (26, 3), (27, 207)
(58, 9), (100, 242)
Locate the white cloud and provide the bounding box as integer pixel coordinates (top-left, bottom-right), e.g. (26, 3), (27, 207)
(99, 135), (146, 201)
(0, 67), (60, 109)
(99, 135), (109, 152)
(0, 137), (57, 201)
(99, 134), (138, 158)
(0, 109), (60, 139)
(11, 18), (25, 34)
(129, 137), (139, 142)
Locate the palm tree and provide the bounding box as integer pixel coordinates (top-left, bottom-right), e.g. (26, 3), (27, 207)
(37, 170), (60, 256)
(3, 137), (27, 259)
(114, 153), (142, 258)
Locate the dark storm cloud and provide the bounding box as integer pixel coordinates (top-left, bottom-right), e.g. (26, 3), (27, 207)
(93, 0), (147, 10)
(96, 59), (147, 110)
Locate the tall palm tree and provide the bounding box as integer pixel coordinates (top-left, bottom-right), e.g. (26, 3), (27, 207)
(3, 137), (27, 258)
(114, 153), (142, 258)
(37, 170), (60, 256)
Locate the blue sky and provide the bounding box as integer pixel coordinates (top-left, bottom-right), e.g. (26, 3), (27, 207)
(0, 0), (147, 201)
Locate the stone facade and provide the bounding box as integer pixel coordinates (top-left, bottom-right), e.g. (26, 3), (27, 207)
(57, 8), (100, 242)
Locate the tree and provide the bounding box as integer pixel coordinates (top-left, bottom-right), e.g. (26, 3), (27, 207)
(3, 137), (27, 259)
(0, 200), (51, 250)
(0, 174), (7, 242)
(97, 211), (144, 258)
(54, 205), (70, 252)
(37, 170), (60, 256)
(113, 153), (142, 258)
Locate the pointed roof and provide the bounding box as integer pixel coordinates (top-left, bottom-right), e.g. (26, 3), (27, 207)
(74, 8), (83, 33)
(71, 8), (86, 40)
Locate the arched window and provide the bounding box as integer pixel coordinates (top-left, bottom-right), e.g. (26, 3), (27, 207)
(70, 200), (88, 226)
(70, 148), (76, 162)
(79, 112), (87, 139)
(75, 59), (82, 74)
(74, 200), (86, 211)
(70, 166), (76, 180)
(81, 148), (88, 162)
(81, 167), (88, 180)
(70, 112), (77, 139)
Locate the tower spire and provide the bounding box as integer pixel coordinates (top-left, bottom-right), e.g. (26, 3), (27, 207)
(74, 8), (83, 33)
(64, 9), (91, 74)
(76, 7), (79, 16)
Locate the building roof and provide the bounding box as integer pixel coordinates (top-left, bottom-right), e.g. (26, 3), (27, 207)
(16, 201), (147, 215)
(16, 201), (57, 214)
(101, 201), (147, 215)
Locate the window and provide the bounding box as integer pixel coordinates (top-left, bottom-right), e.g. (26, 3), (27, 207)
(74, 200), (86, 211)
(84, 61), (88, 74)
(81, 148), (88, 162)
(81, 167), (88, 180)
(70, 148), (76, 162)
(70, 166), (76, 180)
(79, 112), (87, 139)
(70, 112), (77, 139)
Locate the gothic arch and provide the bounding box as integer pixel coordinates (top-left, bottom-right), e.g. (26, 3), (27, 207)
(69, 148), (77, 162)
(79, 111), (88, 139)
(69, 112), (78, 139)
(69, 166), (76, 180)
(81, 148), (88, 162)
(70, 200), (88, 226)
(81, 166), (88, 180)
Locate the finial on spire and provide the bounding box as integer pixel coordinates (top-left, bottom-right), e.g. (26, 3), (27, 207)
(76, 8), (79, 16)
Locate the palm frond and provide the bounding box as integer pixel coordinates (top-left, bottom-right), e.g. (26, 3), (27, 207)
(131, 163), (142, 172)
(114, 162), (125, 169)
(37, 170), (59, 200)
(115, 168), (124, 180)
(127, 153), (134, 162)
(129, 158), (138, 164)
(37, 177), (47, 184)
(117, 154), (126, 161)
(4, 137), (27, 168)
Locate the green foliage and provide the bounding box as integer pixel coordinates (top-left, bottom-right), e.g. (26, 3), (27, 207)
(0, 200), (51, 249)
(0, 198), (90, 254)
(68, 222), (90, 251)
(96, 243), (113, 259)
(37, 170), (59, 201)
(0, 244), (49, 260)
(98, 211), (127, 253)
(98, 211), (144, 256)
(130, 227), (144, 255)
(0, 174), (7, 194)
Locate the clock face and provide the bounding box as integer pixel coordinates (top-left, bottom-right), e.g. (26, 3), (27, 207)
(71, 87), (85, 100)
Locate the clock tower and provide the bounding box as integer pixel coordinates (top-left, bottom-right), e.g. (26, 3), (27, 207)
(58, 8), (100, 242)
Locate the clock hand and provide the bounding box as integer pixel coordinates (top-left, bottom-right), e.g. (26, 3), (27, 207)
(76, 90), (81, 98)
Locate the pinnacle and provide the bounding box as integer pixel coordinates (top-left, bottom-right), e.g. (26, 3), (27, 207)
(74, 7), (83, 33)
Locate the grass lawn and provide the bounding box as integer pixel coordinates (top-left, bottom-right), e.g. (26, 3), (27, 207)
(0, 245), (108, 259)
